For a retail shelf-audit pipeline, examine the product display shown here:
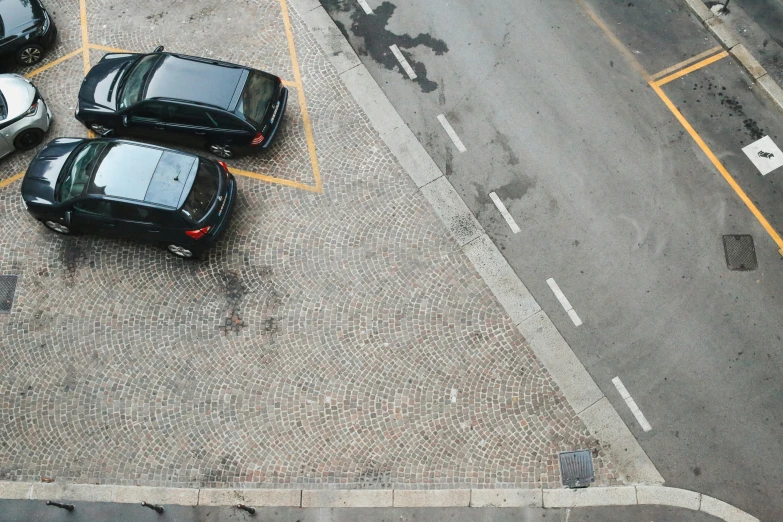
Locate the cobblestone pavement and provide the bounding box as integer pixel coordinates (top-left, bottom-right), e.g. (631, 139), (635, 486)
(0, 0), (620, 490)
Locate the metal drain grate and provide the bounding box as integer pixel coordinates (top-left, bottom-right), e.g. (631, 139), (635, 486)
(559, 450), (594, 488)
(723, 235), (757, 271)
(0, 275), (18, 314)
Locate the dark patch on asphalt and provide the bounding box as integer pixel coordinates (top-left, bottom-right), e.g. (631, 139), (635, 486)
(495, 174), (535, 201)
(492, 131), (520, 165)
(699, 81), (766, 140)
(321, 1), (447, 93)
(693, 465), (702, 476)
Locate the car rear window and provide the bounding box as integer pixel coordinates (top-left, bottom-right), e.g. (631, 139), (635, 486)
(234, 71), (277, 128)
(180, 161), (218, 223)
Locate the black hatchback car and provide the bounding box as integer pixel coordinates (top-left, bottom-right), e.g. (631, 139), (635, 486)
(75, 47), (288, 159)
(21, 137), (236, 259)
(0, 0), (57, 66)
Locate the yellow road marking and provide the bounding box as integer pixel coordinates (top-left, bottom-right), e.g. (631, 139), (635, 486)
(577, 0), (783, 256)
(653, 51), (728, 86)
(24, 48), (83, 79)
(0, 172), (25, 190)
(576, 0), (650, 80)
(79, 0), (90, 74)
(88, 43), (134, 54)
(229, 167), (321, 192)
(650, 46), (723, 81)
(0, 0), (322, 194)
(279, 0), (323, 193)
(651, 82), (783, 255)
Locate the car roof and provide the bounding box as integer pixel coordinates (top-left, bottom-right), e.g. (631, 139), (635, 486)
(144, 53), (245, 110)
(88, 141), (198, 208)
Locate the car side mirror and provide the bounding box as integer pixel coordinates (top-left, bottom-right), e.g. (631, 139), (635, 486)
(152, 45), (164, 53)
(64, 211), (71, 226)
(122, 115), (128, 127)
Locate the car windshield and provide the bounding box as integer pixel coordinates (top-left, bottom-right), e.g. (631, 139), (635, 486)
(57, 141), (109, 202)
(234, 71), (276, 128)
(118, 55), (159, 110)
(180, 161), (218, 223)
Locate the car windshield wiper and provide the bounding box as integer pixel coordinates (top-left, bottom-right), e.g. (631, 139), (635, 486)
(115, 57), (143, 101)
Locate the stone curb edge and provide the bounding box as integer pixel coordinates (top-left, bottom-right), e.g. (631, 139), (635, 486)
(0, 483), (758, 521)
(286, 0), (663, 487)
(682, 0), (783, 113)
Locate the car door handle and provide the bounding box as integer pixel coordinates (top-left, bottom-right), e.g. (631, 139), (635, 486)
(148, 229), (160, 233)
(194, 131), (205, 135)
(154, 125), (165, 130)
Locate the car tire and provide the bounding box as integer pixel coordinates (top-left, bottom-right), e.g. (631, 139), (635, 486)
(13, 128), (44, 151)
(208, 143), (233, 159)
(15, 44), (44, 66)
(43, 220), (71, 235)
(166, 244), (200, 259)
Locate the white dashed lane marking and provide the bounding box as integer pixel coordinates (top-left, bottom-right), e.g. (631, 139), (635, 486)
(357, 0), (373, 14)
(612, 376), (652, 432)
(389, 44), (417, 80)
(489, 192), (520, 234)
(437, 114), (466, 153)
(545, 278), (582, 326)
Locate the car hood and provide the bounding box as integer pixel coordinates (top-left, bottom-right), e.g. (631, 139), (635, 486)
(0, 74), (35, 120)
(0, 0), (45, 35)
(21, 138), (84, 205)
(78, 53), (137, 111)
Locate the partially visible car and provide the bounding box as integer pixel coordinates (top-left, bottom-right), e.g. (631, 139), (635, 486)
(0, 0), (57, 66)
(75, 46), (288, 159)
(21, 137), (236, 259)
(0, 73), (50, 157)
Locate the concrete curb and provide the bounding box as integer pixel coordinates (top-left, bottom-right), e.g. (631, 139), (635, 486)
(681, 0), (783, 114)
(0, 482), (759, 520)
(286, 0), (664, 488)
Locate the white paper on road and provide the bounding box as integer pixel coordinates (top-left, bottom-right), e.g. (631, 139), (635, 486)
(742, 135), (783, 175)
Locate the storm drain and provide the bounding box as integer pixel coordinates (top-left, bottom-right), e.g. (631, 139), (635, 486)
(0, 275), (18, 314)
(559, 450), (594, 488)
(723, 235), (757, 271)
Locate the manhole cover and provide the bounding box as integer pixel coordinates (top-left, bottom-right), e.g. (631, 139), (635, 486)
(723, 235), (757, 271)
(0, 275), (18, 314)
(559, 450), (594, 488)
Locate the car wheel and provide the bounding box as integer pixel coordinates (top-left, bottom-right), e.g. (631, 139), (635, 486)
(16, 44), (44, 66)
(167, 244), (198, 259)
(13, 128), (44, 151)
(43, 220), (71, 235)
(208, 143), (233, 159)
(88, 123), (112, 136)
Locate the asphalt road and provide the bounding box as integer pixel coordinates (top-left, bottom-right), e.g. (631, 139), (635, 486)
(321, 0), (783, 519)
(0, 500), (722, 522)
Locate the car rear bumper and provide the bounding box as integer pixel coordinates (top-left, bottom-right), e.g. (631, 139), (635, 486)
(201, 174), (236, 248)
(260, 86), (288, 149)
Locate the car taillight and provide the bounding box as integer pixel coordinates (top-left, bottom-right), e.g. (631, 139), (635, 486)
(217, 161), (229, 172)
(251, 132), (265, 146)
(185, 226), (212, 240)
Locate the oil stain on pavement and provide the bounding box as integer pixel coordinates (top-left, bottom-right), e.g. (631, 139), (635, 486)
(321, 0), (448, 92)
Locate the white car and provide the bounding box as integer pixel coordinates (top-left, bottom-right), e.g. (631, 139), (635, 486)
(0, 74), (51, 158)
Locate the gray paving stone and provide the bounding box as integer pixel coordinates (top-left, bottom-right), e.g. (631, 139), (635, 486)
(0, 0), (620, 493)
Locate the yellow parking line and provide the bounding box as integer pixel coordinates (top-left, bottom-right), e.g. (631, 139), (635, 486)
(229, 167), (320, 192)
(24, 48), (83, 79)
(576, 0), (783, 256)
(653, 51), (728, 86)
(650, 82), (783, 256)
(650, 46), (723, 81)
(0, 172), (25, 190)
(279, 0), (323, 193)
(281, 79), (299, 88)
(576, 0), (650, 80)
(79, 0), (90, 74)
(88, 43), (134, 54)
